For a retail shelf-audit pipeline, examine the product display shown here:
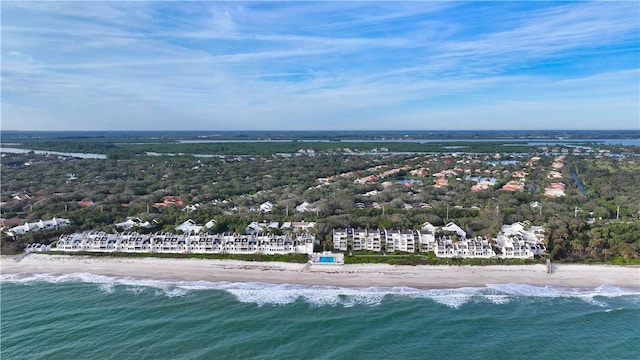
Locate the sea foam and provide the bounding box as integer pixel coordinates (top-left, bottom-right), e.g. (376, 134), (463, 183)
(2, 273), (639, 308)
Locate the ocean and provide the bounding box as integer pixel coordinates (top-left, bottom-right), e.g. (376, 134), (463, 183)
(1, 273), (639, 360)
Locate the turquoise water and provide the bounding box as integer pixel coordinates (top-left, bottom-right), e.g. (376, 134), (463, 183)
(2, 273), (639, 360)
(318, 256), (335, 263)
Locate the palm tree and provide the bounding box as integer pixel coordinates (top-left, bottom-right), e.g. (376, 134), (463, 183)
(570, 239), (584, 258)
(588, 238), (604, 259)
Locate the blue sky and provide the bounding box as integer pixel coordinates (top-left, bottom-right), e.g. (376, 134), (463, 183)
(2, 1), (639, 131)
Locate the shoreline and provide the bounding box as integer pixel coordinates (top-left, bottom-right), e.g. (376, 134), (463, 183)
(1, 254), (639, 289)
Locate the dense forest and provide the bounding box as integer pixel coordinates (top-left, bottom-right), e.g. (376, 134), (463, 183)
(1, 131), (639, 262)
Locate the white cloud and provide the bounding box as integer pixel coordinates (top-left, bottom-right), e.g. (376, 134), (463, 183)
(2, 1), (638, 130)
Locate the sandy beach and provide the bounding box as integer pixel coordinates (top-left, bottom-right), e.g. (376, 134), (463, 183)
(1, 254), (639, 289)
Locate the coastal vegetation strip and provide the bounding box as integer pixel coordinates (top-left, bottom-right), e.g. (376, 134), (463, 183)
(43, 251), (310, 263)
(27, 250), (640, 266)
(343, 253), (544, 266)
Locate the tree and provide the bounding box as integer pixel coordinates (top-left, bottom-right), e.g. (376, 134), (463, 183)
(570, 239), (585, 258)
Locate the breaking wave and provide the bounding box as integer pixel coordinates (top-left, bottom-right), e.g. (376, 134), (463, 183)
(2, 273), (639, 308)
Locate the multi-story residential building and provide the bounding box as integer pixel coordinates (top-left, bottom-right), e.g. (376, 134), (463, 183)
(365, 229), (383, 252)
(384, 229), (401, 252)
(467, 236), (495, 257)
(400, 230), (416, 253)
(332, 228), (350, 251)
(496, 221), (547, 258)
(55, 232), (315, 255)
(352, 228), (367, 251)
(331, 222), (543, 259)
(417, 229), (435, 253)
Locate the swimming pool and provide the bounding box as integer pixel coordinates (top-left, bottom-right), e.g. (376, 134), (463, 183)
(318, 256), (335, 263)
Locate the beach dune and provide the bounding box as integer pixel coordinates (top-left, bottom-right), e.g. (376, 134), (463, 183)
(1, 254), (639, 289)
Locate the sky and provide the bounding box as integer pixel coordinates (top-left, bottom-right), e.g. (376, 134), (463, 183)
(2, 1), (639, 131)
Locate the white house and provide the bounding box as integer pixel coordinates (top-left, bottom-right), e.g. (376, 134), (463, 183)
(246, 221), (262, 234)
(295, 201), (317, 213)
(116, 217), (153, 230)
(183, 203), (200, 212)
(7, 217), (70, 236)
(8, 222), (37, 235)
(291, 221), (316, 233)
(260, 201), (274, 212)
(441, 222), (467, 239)
(39, 218), (70, 230)
(421, 222), (437, 233)
(204, 219), (217, 230)
(246, 221), (277, 234)
(116, 218), (141, 230)
(175, 219), (203, 234)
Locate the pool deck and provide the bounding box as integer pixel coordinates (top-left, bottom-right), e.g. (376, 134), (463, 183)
(311, 252), (344, 265)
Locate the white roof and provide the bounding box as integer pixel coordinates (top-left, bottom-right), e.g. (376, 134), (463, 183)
(442, 222), (466, 238)
(175, 219), (203, 233)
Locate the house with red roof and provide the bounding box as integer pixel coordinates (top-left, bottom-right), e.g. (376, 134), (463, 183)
(77, 200), (94, 207)
(154, 196), (184, 208)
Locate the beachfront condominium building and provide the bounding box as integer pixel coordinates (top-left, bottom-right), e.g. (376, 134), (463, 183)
(433, 236), (496, 258)
(365, 229), (384, 252)
(417, 229), (436, 253)
(55, 231), (315, 255)
(352, 228), (367, 251)
(332, 228), (351, 251)
(332, 223), (544, 259)
(384, 230), (416, 253)
(333, 228), (422, 254)
(495, 221), (547, 258)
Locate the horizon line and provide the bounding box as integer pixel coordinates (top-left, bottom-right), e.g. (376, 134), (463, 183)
(2, 129), (639, 133)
